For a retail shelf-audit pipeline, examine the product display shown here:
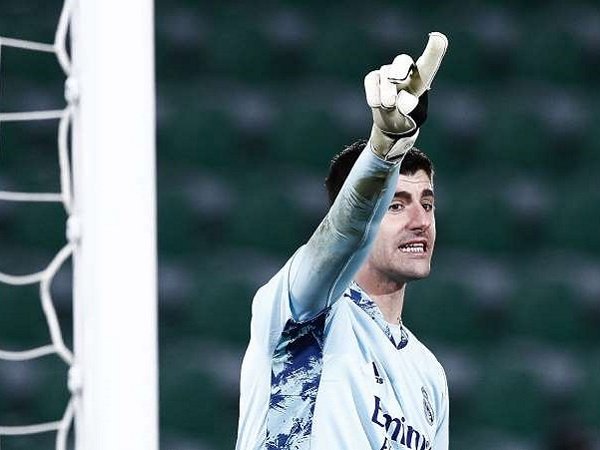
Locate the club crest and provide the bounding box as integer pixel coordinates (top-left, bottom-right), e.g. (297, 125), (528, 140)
(421, 387), (434, 426)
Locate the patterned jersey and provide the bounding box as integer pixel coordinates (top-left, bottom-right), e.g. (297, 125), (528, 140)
(235, 147), (449, 450)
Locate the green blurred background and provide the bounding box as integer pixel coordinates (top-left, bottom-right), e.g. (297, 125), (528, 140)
(1, 0), (600, 449)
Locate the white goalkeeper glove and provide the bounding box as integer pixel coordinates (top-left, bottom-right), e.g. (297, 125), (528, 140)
(365, 32), (448, 161)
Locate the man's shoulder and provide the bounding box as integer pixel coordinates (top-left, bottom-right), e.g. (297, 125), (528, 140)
(404, 326), (447, 380)
(252, 248), (305, 304)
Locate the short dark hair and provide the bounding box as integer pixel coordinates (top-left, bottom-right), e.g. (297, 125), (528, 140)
(324, 139), (434, 205)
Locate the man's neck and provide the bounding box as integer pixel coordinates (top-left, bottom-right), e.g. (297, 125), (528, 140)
(355, 270), (407, 325)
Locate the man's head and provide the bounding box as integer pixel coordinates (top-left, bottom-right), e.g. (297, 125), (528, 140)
(325, 140), (436, 285)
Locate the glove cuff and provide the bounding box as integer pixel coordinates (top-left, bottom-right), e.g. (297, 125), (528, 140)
(369, 125), (419, 162)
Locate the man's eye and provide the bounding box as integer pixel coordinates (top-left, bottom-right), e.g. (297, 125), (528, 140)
(422, 203), (434, 212)
(388, 203), (404, 212)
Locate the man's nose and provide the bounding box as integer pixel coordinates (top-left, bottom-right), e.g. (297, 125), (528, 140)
(407, 204), (432, 231)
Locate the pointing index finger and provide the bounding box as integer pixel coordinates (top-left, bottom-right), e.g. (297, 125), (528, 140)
(408, 32), (448, 97)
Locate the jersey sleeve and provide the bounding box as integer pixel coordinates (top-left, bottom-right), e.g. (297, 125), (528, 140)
(247, 250), (299, 353)
(288, 145), (399, 322)
(432, 368), (449, 450)
(248, 144), (400, 353)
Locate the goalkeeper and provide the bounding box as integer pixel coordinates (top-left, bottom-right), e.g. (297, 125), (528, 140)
(236, 33), (449, 450)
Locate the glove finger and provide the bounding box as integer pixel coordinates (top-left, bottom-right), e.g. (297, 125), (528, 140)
(372, 107), (416, 135)
(396, 90), (419, 115)
(364, 70), (381, 108)
(379, 64), (398, 109)
(409, 32), (448, 97)
(387, 54), (415, 88)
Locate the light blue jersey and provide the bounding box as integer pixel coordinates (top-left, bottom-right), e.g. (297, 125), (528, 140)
(236, 146), (449, 450)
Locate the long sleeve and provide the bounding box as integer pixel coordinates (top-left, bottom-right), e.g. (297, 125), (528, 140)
(288, 144), (399, 322)
(432, 367), (450, 449)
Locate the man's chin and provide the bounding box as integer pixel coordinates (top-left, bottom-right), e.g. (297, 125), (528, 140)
(394, 264), (431, 282)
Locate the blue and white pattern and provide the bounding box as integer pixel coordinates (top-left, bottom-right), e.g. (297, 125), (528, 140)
(346, 283), (409, 350)
(265, 309), (329, 449)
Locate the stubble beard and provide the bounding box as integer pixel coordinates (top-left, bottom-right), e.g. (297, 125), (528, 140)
(387, 249), (432, 284)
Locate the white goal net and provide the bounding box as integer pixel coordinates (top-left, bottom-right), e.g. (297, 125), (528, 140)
(0, 1), (76, 448)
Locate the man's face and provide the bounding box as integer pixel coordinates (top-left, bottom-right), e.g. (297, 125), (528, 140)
(366, 169), (436, 283)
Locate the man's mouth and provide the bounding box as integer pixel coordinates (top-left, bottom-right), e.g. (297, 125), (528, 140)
(398, 241), (427, 254)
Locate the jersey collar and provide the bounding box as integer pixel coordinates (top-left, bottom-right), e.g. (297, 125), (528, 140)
(346, 282), (409, 350)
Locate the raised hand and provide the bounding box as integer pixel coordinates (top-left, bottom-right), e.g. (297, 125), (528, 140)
(365, 32), (448, 161)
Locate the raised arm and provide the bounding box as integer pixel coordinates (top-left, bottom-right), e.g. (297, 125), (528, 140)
(288, 33), (448, 322)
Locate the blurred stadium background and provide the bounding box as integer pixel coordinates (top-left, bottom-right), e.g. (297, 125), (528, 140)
(1, 0), (599, 449)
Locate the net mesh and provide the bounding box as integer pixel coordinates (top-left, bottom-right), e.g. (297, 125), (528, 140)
(0, 0), (77, 448)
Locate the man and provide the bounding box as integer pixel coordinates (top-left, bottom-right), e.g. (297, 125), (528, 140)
(236, 32), (449, 450)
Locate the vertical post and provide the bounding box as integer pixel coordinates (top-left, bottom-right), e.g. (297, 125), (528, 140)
(71, 0), (158, 449)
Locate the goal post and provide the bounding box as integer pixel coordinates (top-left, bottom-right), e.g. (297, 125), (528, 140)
(71, 0), (158, 449)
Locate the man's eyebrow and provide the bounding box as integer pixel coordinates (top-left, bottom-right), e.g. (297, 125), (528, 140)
(421, 188), (435, 199)
(393, 191), (412, 201)
(392, 188), (435, 200)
